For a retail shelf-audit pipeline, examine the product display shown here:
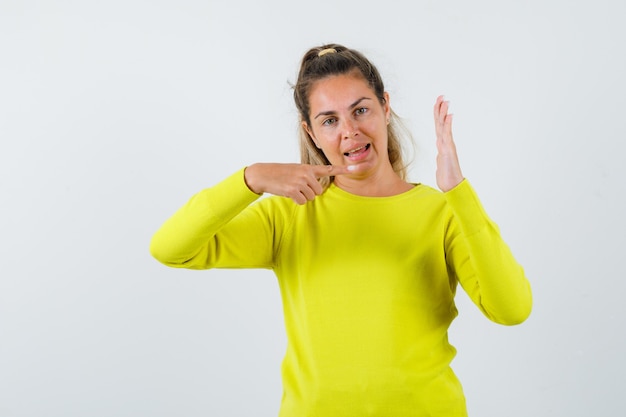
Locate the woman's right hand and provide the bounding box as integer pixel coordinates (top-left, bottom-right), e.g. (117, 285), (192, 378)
(244, 163), (353, 205)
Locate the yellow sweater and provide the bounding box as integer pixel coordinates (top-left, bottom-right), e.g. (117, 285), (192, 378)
(150, 168), (532, 417)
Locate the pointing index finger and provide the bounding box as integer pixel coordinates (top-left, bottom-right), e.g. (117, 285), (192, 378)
(313, 164), (355, 178)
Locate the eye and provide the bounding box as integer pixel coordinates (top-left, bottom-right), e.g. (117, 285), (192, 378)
(355, 107), (368, 116)
(322, 117), (337, 126)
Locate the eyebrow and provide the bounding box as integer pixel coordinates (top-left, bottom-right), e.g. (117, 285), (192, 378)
(313, 97), (371, 119)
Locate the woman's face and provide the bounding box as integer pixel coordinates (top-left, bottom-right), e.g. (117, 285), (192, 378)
(303, 71), (391, 177)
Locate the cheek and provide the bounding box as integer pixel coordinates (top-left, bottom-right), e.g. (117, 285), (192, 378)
(317, 140), (345, 162)
(364, 118), (384, 133)
(366, 121), (389, 143)
(316, 133), (340, 151)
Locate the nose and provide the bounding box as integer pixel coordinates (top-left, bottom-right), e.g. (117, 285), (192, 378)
(342, 119), (358, 139)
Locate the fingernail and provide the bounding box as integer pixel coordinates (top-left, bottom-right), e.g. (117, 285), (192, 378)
(347, 165), (357, 171)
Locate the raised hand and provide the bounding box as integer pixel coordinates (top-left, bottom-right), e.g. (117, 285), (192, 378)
(244, 163), (355, 205)
(434, 95), (464, 192)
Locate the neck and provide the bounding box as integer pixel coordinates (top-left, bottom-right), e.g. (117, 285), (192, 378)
(334, 169), (413, 197)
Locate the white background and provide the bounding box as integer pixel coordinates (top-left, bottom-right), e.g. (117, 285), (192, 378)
(1, 0), (625, 416)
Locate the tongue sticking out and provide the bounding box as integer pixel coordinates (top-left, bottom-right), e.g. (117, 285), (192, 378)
(344, 143), (370, 157)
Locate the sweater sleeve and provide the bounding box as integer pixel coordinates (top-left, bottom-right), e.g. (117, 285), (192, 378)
(149, 168), (280, 270)
(444, 179), (532, 325)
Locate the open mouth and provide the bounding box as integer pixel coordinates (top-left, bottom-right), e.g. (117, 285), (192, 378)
(343, 143), (371, 157)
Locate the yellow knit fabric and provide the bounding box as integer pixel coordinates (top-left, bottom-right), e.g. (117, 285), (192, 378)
(150, 168), (532, 417)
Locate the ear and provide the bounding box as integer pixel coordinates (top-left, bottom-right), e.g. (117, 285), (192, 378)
(302, 121), (321, 148)
(383, 92), (391, 123)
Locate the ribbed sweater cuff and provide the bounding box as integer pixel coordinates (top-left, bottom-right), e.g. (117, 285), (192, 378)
(443, 179), (492, 236)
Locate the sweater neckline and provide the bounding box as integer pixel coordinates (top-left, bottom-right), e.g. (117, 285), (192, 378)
(327, 182), (424, 202)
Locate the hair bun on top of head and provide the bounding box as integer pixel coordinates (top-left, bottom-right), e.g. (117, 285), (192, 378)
(317, 48), (337, 57)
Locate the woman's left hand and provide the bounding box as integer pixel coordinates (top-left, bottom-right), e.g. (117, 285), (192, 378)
(434, 95), (464, 192)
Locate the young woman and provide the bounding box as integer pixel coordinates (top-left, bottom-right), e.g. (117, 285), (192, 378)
(150, 43), (532, 416)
